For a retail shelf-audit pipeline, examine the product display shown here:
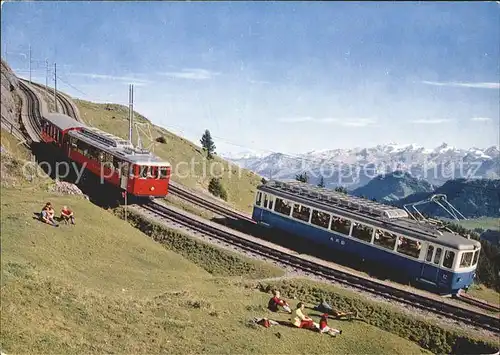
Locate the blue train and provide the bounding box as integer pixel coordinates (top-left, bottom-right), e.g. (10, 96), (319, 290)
(252, 180), (481, 295)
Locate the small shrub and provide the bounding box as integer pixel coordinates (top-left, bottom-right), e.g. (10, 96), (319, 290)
(208, 178), (228, 201)
(156, 136), (167, 144)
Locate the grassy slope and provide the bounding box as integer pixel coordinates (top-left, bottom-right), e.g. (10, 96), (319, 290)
(0, 188), (430, 354)
(74, 99), (261, 214)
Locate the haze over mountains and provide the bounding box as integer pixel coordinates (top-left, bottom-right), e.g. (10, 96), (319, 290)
(225, 143), (500, 190)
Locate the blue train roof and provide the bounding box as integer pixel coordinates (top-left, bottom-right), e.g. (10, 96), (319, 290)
(258, 180), (480, 250)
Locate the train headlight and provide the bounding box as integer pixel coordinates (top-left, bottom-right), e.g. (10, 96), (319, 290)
(150, 186), (155, 191)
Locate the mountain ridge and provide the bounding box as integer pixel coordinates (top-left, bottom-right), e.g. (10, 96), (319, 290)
(225, 143), (500, 189)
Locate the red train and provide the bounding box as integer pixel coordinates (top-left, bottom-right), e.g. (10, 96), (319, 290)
(40, 113), (171, 197)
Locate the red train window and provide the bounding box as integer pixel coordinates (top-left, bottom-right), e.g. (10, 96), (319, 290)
(159, 167), (169, 179)
(150, 166), (157, 178)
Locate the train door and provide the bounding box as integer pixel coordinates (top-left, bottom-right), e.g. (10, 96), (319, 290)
(120, 162), (129, 190)
(420, 244), (440, 283)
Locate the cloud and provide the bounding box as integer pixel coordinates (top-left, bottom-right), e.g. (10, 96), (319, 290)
(471, 117), (492, 122)
(420, 80), (500, 89)
(158, 68), (220, 80)
(410, 118), (452, 124)
(69, 72), (151, 86)
(279, 116), (376, 127)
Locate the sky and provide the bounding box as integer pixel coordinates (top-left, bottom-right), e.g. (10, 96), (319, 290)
(1, 1), (499, 156)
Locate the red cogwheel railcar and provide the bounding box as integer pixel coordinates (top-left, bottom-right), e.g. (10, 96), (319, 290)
(40, 113), (171, 197)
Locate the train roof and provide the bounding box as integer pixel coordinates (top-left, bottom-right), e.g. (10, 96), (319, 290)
(44, 113), (86, 131)
(258, 180), (481, 250)
(68, 127), (171, 167)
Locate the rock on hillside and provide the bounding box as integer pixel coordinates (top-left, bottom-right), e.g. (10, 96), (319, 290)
(1, 59), (22, 129)
(395, 178), (500, 218)
(351, 171), (434, 202)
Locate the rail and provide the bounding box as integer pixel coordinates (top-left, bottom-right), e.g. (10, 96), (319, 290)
(169, 180), (255, 223)
(22, 80), (83, 122)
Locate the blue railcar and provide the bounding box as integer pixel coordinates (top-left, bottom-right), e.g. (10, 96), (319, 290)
(252, 180), (481, 295)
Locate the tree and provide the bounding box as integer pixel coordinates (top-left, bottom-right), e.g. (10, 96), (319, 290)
(208, 177), (228, 201)
(200, 129), (216, 159)
(295, 172), (309, 183)
(318, 176), (325, 188)
(334, 186), (348, 194)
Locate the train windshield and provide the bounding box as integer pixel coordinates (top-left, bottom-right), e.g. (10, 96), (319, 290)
(472, 249), (480, 266)
(159, 166), (169, 179)
(459, 251), (474, 268)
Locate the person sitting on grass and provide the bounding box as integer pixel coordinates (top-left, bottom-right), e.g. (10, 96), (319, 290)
(60, 205), (75, 225)
(318, 313), (342, 337)
(41, 202), (58, 227)
(293, 302), (319, 330)
(268, 290), (292, 313)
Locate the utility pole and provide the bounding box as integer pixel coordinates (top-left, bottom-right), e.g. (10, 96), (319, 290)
(128, 84), (134, 145)
(45, 59), (49, 91)
(28, 45), (32, 83)
(53, 62), (57, 113)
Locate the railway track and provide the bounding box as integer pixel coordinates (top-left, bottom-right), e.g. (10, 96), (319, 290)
(21, 80), (81, 121)
(139, 200), (500, 334)
(169, 181), (255, 223)
(18, 80), (42, 142)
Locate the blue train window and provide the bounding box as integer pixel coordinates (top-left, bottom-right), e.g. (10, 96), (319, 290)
(425, 245), (434, 262)
(396, 236), (421, 258)
(330, 216), (351, 235)
(351, 222), (373, 243)
(292, 204), (311, 222)
(459, 252), (473, 268)
(472, 250), (480, 266)
(256, 192), (262, 206)
(434, 248), (442, 264)
(274, 198), (292, 216)
(443, 251), (455, 269)
(263, 194), (268, 208)
(311, 210), (330, 229)
(268, 197), (274, 210)
(374, 229), (398, 250)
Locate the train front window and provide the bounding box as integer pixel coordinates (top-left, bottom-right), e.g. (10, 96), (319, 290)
(472, 250), (480, 266)
(425, 245), (434, 262)
(459, 251), (473, 268)
(351, 223), (373, 243)
(330, 216), (351, 235)
(263, 194), (269, 208)
(292, 204), (311, 222)
(274, 198), (292, 216)
(311, 210), (330, 229)
(443, 250), (455, 269)
(374, 229), (398, 250)
(139, 166), (148, 178)
(159, 167), (169, 179)
(396, 236), (421, 258)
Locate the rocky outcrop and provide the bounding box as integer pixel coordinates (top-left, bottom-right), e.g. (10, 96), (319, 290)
(48, 180), (88, 198)
(1, 59), (22, 129)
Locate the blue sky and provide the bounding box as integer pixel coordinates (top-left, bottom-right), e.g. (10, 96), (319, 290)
(2, 1), (499, 155)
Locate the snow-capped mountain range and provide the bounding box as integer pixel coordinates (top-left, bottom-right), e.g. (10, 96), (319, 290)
(223, 143), (500, 190)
